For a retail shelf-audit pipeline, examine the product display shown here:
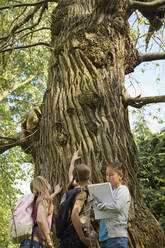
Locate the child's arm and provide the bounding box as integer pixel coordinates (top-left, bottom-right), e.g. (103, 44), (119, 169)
(37, 199), (54, 248)
(50, 184), (62, 201)
(93, 186), (130, 213)
(71, 199), (91, 247)
(69, 150), (80, 183)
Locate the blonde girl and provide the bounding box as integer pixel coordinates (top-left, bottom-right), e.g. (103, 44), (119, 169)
(19, 176), (61, 248)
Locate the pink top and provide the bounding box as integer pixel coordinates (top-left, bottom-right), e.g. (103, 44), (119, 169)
(32, 199), (52, 240)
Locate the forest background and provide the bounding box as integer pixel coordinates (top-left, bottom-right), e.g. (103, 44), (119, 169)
(0, 0), (165, 247)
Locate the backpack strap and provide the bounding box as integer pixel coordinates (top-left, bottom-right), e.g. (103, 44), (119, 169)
(29, 196), (38, 248)
(66, 188), (82, 221)
(79, 189), (89, 215)
(69, 188), (89, 217)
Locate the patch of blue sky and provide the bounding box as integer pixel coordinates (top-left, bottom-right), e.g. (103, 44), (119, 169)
(127, 12), (165, 133)
(14, 162), (33, 195)
(125, 60), (165, 133)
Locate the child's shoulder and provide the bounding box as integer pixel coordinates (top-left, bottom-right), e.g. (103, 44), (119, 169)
(74, 187), (88, 201)
(37, 195), (50, 207)
(117, 184), (130, 192)
(119, 184), (128, 189)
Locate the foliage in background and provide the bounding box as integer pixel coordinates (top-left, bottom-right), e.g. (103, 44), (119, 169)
(0, 1), (165, 246)
(0, 0), (54, 107)
(132, 108), (165, 231)
(0, 147), (33, 248)
(0, 1), (53, 246)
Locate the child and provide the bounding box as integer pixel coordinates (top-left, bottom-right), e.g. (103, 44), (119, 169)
(93, 162), (131, 248)
(19, 176), (61, 248)
(60, 151), (98, 248)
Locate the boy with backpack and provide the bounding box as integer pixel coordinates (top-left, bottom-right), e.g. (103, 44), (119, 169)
(56, 151), (99, 248)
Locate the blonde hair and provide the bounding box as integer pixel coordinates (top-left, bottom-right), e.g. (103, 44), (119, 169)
(30, 176), (53, 214)
(30, 176), (51, 196)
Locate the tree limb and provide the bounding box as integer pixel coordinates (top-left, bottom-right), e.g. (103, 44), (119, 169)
(124, 95), (165, 108)
(0, 28), (50, 51)
(0, 1), (51, 53)
(140, 52), (165, 62)
(9, 5), (42, 36)
(0, 136), (18, 141)
(0, 42), (50, 53)
(0, 136), (20, 154)
(129, 0), (165, 11)
(0, 4), (42, 51)
(0, 75), (36, 101)
(0, 0), (55, 10)
(16, 26), (50, 35)
(0, 26), (50, 41)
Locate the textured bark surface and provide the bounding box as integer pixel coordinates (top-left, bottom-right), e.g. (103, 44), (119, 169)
(27, 0), (165, 247)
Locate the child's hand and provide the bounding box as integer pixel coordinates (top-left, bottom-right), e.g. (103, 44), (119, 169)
(92, 195), (103, 209)
(46, 243), (54, 248)
(72, 150), (81, 161)
(81, 237), (92, 247)
(54, 184), (62, 195)
(46, 240), (54, 248)
(92, 194), (100, 202)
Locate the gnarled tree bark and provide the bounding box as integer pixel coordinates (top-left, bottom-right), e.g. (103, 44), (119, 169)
(8, 0), (164, 247)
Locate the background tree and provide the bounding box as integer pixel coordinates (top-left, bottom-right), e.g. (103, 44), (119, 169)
(0, 148), (33, 248)
(132, 109), (165, 231)
(0, 0), (165, 247)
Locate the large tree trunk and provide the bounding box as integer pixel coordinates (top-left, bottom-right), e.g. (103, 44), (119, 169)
(29, 0), (164, 247)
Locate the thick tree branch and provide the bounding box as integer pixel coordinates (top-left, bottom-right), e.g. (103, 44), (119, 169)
(0, 42), (50, 53)
(140, 52), (165, 62)
(124, 95), (165, 108)
(0, 136), (20, 154)
(129, 0), (165, 11)
(0, 128), (40, 155)
(0, 75), (36, 101)
(0, 0), (55, 10)
(0, 136), (18, 141)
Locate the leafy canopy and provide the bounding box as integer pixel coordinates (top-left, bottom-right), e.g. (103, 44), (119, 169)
(132, 109), (165, 231)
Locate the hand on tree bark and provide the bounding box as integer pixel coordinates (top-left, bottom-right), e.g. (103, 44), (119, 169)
(54, 184), (62, 195)
(72, 150), (81, 162)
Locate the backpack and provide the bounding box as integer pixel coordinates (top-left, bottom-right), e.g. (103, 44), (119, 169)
(9, 193), (36, 244)
(55, 187), (89, 238)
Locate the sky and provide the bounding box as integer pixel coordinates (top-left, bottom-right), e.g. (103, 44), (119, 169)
(126, 60), (165, 133)
(126, 12), (165, 133)
(15, 163), (33, 195)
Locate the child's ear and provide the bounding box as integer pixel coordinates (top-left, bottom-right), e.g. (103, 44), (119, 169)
(120, 170), (124, 179)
